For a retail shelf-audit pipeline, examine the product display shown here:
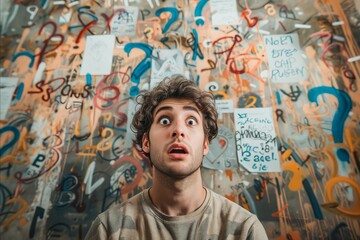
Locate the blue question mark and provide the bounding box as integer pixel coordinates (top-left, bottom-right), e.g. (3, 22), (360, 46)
(194, 0), (208, 26)
(308, 86), (352, 163)
(155, 7), (179, 34)
(0, 126), (20, 157)
(12, 51), (35, 68)
(124, 43), (153, 96)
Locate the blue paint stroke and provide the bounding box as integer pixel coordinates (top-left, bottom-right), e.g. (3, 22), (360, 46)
(86, 73), (92, 86)
(276, 91), (282, 104)
(191, 29), (203, 61)
(77, 6), (98, 20)
(194, 0), (208, 26)
(12, 52), (35, 68)
(16, 82), (24, 100)
(129, 86), (140, 97)
(240, 184), (257, 215)
(124, 42), (153, 97)
(302, 177), (323, 220)
(41, 0), (48, 8)
(68, 6), (99, 31)
(308, 86), (352, 163)
(195, 74), (200, 86)
(155, 7), (179, 34)
(0, 126), (20, 157)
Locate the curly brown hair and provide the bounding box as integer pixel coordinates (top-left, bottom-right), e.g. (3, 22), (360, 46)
(131, 75), (218, 156)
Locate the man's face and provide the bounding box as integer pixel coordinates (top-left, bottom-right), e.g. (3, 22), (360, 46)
(142, 98), (209, 179)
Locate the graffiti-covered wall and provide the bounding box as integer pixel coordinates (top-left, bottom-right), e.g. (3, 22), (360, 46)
(0, 0), (359, 239)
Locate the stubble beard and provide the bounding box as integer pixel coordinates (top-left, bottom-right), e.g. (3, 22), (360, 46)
(148, 141), (204, 180)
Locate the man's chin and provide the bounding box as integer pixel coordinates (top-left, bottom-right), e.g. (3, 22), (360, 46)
(153, 164), (201, 179)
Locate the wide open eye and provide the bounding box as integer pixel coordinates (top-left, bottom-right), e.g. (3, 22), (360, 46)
(159, 117), (171, 125)
(187, 118), (197, 126)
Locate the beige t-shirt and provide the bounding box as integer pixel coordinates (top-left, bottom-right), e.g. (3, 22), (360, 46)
(85, 188), (268, 240)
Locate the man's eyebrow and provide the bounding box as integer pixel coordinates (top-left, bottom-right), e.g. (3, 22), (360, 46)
(154, 106), (173, 116)
(154, 105), (201, 116)
(183, 106), (201, 115)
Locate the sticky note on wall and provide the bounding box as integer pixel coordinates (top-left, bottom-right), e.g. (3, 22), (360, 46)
(234, 107), (281, 173)
(264, 33), (308, 83)
(0, 77), (18, 120)
(80, 35), (116, 76)
(111, 6), (138, 37)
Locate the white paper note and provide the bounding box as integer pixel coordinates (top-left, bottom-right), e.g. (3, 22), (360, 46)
(111, 6), (138, 37)
(234, 107), (280, 172)
(264, 33), (308, 83)
(0, 77), (18, 120)
(210, 0), (239, 26)
(150, 49), (184, 89)
(80, 35), (116, 75)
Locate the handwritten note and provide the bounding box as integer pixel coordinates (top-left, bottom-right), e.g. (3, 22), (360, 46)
(111, 6), (138, 37)
(150, 49), (184, 89)
(210, 0), (239, 26)
(0, 77), (18, 120)
(265, 33), (308, 83)
(234, 107), (280, 172)
(80, 35), (115, 75)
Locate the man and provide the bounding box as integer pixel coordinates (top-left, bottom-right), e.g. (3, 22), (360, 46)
(85, 76), (268, 239)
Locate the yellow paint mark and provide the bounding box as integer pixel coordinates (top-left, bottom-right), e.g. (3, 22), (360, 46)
(1, 197), (29, 231)
(281, 161), (307, 191)
(225, 195), (236, 202)
(324, 176), (360, 218)
(281, 149), (292, 161)
(345, 128), (354, 152)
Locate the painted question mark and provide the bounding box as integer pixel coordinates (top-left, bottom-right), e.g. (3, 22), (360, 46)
(26, 5), (38, 25)
(155, 7), (179, 34)
(0, 126), (20, 157)
(281, 140), (324, 220)
(12, 51), (35, 68)
(308, 86), (352, 163)
(1, 197), (29, 231)
(194, 0), (208, 26)
(124, 42), (153, 96)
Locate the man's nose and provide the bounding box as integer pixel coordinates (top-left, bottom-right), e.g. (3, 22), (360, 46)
(171, 121), (185, 138)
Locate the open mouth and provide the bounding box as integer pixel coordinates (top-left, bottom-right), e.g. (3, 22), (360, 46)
(168, 144), (189, 155)
(169, 148), (188, 154)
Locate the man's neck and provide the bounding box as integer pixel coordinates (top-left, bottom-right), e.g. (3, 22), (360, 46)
(149, 169), (206, 216)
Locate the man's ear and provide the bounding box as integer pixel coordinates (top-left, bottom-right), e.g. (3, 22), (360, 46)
(142, 134), (150, 153)
(203, 138), (209, 155)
